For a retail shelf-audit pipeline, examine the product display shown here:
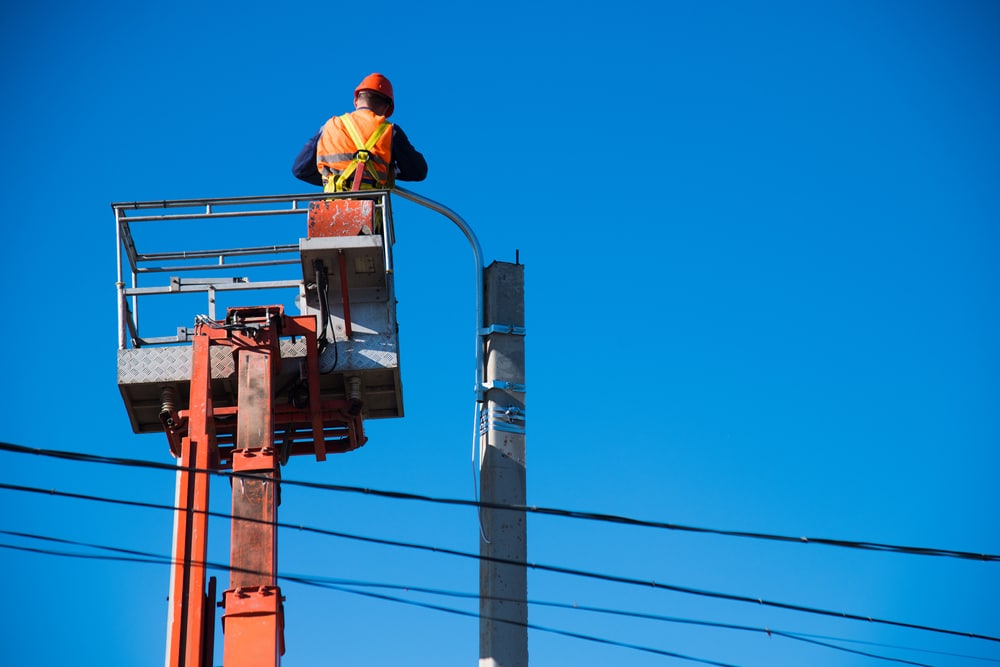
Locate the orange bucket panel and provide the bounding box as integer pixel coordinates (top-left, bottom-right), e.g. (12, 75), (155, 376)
(307, 199), (374, 237)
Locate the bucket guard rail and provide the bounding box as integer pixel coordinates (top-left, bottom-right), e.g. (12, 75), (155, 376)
(113, 191), (401, 448)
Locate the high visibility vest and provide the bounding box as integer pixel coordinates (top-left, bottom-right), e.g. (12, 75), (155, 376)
(316, 109), (393, 192)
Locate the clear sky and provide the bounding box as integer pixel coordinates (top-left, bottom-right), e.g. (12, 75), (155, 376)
(1, 1), (998, 666)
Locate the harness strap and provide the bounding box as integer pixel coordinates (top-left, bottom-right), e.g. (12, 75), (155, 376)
(334, 114), (391, 192)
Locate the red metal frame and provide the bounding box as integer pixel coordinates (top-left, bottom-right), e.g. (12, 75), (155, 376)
(163, 306), (366, 667)
(166, 333), (216, 667)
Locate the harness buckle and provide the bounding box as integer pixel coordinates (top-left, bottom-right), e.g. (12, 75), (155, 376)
(354, 149), (371, 162)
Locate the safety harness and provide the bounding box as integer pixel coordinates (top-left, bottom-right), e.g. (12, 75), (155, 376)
(326, 114), (391, 193)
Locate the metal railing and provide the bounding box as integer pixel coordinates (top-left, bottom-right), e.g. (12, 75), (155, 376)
(113, 191), (395, 350)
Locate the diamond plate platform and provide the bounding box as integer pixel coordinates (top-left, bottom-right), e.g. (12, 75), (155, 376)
(118, 337), (402, 434)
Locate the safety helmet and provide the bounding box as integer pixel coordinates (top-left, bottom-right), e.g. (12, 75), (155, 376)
(355, 73), (394, 117)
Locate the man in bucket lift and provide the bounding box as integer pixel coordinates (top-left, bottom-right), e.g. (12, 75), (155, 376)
(292, 73), (427, 192)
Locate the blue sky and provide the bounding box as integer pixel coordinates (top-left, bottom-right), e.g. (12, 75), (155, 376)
(2, 1), (999, 666)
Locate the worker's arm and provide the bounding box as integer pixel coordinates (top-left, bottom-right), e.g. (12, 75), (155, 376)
(391, 125), (428, 182)
(292, 130), (323, 186)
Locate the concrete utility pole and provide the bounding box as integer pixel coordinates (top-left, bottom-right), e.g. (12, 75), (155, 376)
(479, 261), (527, 667)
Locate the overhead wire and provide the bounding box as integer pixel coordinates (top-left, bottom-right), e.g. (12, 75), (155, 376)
(3, 480), (998, 646)
(323, 584), (745, 667)
(4, 530), (970, 667)
(297, 579), (955, 667)
(2, 441), (996, 563)
(0, 534), (735, 667)
(3, 538), (990, 667)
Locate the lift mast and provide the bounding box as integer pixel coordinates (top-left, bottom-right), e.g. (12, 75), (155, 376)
(115, 193), (399, 667)
(166, 305), (339, 667)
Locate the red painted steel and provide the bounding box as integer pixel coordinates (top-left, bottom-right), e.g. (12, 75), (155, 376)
(306, 199), (375, 237)
(166, 332), (216, 667)
(221, 587), (284, 666)
(282, 314), (332, 461)
(165, 306), (367, 667)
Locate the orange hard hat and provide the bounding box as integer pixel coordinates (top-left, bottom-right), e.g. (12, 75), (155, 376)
(355, 73), (394, 116)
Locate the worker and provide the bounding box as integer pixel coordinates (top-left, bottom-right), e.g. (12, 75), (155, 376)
(292, 73), (427, 191)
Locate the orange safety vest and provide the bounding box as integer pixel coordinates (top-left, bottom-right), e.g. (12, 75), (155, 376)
(316, 109), (393, 192)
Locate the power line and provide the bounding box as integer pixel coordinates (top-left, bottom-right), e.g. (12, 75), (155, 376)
(304, 583), (743, 667)
(335, 584), (998, 666)
(2, 531), (960, 667)
(0, 535), (738, 667)
(778, 632), (1000, 665)
(7, 537), (995, 667)
(2, 440), (997, 563)
(297, 579), (960, 667)
(3, 480), (997, 646)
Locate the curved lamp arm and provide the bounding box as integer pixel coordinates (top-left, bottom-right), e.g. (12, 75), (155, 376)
(393, 186), (486, 401)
